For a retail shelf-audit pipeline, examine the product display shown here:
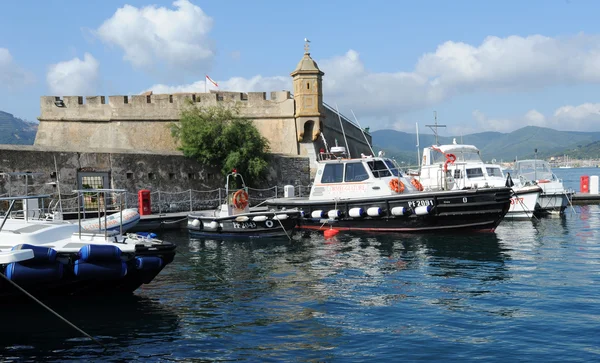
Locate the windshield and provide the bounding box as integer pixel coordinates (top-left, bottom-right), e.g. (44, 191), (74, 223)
(516, 161), (554, 181)
(432, 149), (482, 164)
(367, 160), (392, 178)
(486, 167), (504, 177)
(384, 159), (402, 177)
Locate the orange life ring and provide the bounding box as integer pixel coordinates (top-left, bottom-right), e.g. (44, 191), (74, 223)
(233, 190), (249, 209)
(389, 178), (405, 193)
(538, 179), (550, 184)
(411, 178), (424, 191)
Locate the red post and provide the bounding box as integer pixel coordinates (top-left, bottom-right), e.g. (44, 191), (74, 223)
(580, 176), (589, 193)
(138, 189), (151, 215)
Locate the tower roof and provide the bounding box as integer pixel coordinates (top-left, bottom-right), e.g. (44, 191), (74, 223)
(290, 40), (324, 77)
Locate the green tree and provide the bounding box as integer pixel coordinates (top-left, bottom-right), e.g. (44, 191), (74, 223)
(171, 102), (271, 185)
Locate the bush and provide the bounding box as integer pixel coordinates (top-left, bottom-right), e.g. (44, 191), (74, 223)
(171, 102), (271, 186)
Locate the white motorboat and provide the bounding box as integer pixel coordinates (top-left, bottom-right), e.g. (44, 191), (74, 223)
(513, 159), (573, 215)
(0, 190), (176, 299)
(264, 147), (513, 233)
(417, 141), (542, 219)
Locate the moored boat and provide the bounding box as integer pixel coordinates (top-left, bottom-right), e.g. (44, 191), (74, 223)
(0, 191), (176, 300)
(514, 159), (573, 215)
(264, 147), (512, 233)
(417, 141), (541, 219)
(187, 170), (301, 239)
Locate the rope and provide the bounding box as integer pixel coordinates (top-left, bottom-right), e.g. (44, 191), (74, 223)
(0, 272), (106, 351)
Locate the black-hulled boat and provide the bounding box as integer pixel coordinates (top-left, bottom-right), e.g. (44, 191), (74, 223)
(187, 170), (301, 239)
(265, 147), (512, 233)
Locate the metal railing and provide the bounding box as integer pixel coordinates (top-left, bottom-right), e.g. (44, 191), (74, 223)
(0, 184), (313, 216)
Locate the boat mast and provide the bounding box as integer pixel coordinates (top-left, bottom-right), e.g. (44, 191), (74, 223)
(425, 111), (446, 146)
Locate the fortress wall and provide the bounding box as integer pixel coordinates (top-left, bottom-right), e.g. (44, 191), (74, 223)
(0, 145), (311, 198)
(36, 91), (297, 154)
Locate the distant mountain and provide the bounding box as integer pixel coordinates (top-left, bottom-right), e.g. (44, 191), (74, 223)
(371, 126), (600, 165)
(0, 111), (38, 145)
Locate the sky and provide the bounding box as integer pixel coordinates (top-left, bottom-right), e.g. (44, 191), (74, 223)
(2, 0), (600, 137)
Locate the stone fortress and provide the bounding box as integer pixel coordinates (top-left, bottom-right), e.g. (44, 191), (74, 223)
(0, 43), (372, 201)
(35, 42), (372, 172)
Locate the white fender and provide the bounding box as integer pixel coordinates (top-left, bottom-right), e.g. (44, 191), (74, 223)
(367, 207), (381, 217)
(252, 215), (268, 222)
(235, 216), (249, 222)
(391, 207), (406, 216)
(327, 210), (341, 219)
(415, 205), (432, 216)
(311, 210), (324, 219)
(204, 221), (219, 230)
(189, 219), (201, 227)
(348, 208), (363, 218)
(273, 214), (289, 220)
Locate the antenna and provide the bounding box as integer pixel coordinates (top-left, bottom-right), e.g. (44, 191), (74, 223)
(335, 103), (352, 158)
(416, 122), (421, 167)
(425, 111), (446, 145)
(350, 109), (375, 156)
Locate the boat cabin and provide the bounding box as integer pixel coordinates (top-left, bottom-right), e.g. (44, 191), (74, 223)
(419, 144), (506, 190)
(311, 149), (416, 201)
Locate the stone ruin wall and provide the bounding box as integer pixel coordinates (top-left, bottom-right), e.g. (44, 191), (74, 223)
(0, 145), (310, 207)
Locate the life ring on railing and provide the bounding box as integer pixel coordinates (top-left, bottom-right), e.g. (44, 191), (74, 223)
(411, 178), (424, 191)
(389, 178), (405, 193)
(443, 153), (457, 172)
(537, 179), (551, 184)
(233, 190), (249, 209)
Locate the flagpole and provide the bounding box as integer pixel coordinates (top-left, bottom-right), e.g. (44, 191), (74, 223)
(205, 76), (207, 93)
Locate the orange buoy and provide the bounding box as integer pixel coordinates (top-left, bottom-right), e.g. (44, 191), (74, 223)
(324, 228), (340, 238)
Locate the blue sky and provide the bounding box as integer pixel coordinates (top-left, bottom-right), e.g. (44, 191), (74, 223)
(2, 0), (600, 136)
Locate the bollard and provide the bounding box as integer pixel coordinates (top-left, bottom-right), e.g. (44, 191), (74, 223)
(590, 176), (599, 195)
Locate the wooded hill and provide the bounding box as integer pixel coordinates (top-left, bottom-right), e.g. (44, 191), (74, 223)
(0, 111), (38, 145)
(371, 126), (600, 165)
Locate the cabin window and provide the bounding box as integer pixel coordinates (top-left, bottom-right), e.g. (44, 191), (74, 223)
(454, 170), (462, 179)
(384, 159), (402, 177)
(486, 167), (503, 177)
(321, 164), (344, 183)
(345, 163), (369, 182)
(466, 168), (484, 178)
(367, 160), (391, 178)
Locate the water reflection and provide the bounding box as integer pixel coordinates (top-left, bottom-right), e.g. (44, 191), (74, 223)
(0, 295), (180, 361)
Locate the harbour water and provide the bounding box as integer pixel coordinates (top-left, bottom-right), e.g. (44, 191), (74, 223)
(1, 168), (599, 362)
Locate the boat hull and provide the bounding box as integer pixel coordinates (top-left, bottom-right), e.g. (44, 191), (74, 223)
(187, 210), (300, 239)
(265, 187), (512, 233)
(0, 242), (176, 300)
(536, 192), (572, 215)
(506, 186), (541, 219)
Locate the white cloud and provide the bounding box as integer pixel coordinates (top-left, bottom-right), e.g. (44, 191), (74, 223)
(47, 53), (100, 95)
(144, 75), (290, 95)
(96, 0), (214, 74)
(0, 48), (34, 88)
(140, 33), (600, 131)
(472, 103), (600, 133)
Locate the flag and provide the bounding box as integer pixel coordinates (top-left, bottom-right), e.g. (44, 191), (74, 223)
(205, 75), (218, 87)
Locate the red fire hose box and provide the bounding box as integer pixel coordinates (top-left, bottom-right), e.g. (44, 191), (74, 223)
(138, 189), (151, 215)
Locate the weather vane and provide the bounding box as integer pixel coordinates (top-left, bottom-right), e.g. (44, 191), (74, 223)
(304, 38), (311, 53)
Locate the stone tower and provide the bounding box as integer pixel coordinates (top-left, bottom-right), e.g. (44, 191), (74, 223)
(291, 40), (324, 143)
